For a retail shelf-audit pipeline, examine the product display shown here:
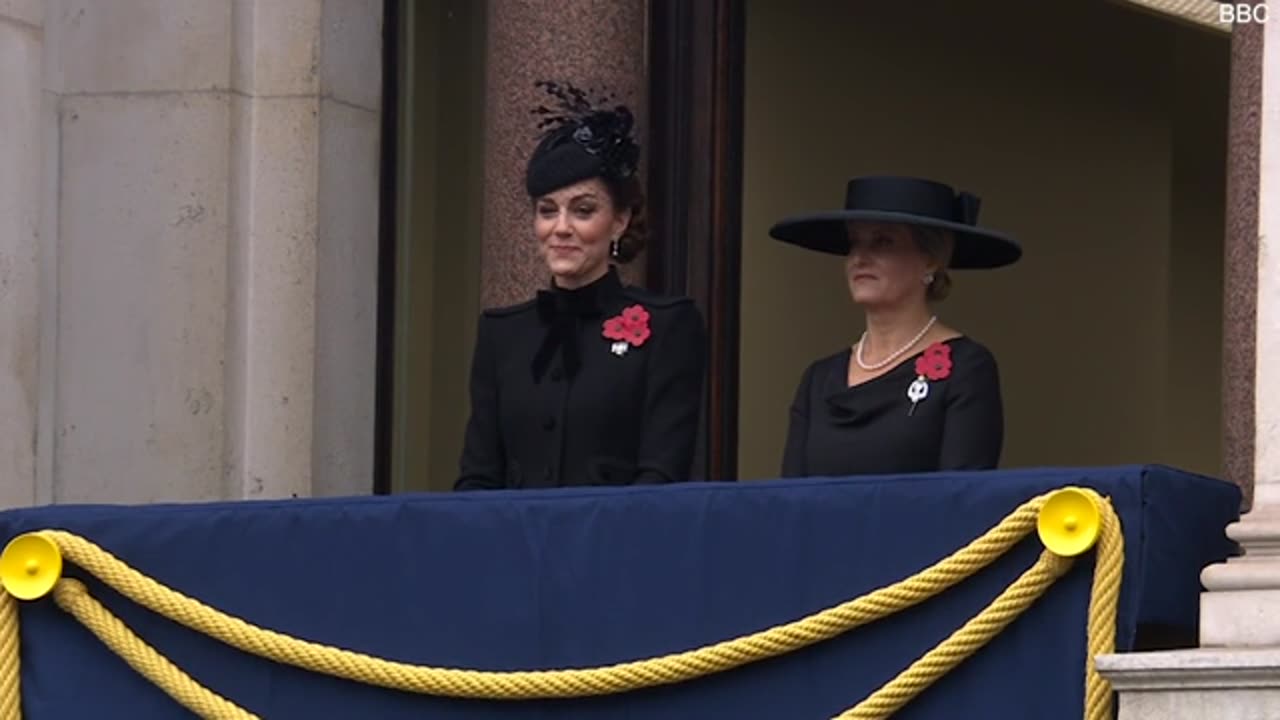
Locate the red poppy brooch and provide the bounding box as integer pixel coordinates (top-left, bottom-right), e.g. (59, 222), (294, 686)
(907, 342), (953, 415)
(602, 304), (651, 356)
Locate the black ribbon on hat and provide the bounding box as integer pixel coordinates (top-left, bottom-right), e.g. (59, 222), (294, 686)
(531, 287), (604, 383)
(953, 192), (982, 226)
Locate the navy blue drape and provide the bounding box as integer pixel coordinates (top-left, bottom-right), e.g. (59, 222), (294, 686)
(1, 465), (1239, 719)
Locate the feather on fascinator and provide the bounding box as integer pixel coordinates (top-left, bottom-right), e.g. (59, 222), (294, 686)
(525, 81), (641, 198)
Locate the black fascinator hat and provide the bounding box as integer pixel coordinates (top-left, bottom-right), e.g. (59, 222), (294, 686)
(525, 81), (641, 198)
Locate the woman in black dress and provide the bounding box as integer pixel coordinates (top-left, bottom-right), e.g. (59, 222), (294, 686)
(769, 176), (1021, 478)
(454, 82), (706, 490)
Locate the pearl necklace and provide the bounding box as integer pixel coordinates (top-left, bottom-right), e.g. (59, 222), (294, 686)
(855, 316), (937, 371)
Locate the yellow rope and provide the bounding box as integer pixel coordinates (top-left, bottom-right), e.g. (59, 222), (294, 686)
(1085, 500), (1124, 720)
(1, 487), (1124, 720)
(34, 496), (1047, 701)
(0, 590), (18, 720)
(834, 551), (1074, 719)
(839, 493), (1125, 720)
(51, 580), (257, 720)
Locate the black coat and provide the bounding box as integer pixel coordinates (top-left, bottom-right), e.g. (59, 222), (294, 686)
(456, 267), (706, 490)
(782, 337), (1003, 477)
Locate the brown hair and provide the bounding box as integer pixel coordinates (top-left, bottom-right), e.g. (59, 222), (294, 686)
(911, 225), (955, 302)
(601, 174), (647, 264)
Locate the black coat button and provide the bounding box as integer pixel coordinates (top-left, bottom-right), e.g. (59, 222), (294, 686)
(550, 368), (563, 382)
(542, 416), (557, 430)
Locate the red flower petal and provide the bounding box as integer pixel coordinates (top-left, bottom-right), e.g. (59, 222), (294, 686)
(923, 342), (951, 361)
(913, 343), (952, 379)
(602, 317), (628, 341)
(914, 356), (930, 377)
(916, 348), (957, 381)
(926, 360), (952, 381)
(621, 305), (651, 327)
(626, 325), (652, 347)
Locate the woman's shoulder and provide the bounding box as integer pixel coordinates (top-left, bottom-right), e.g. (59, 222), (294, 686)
(618, 286), (703, 336)
(619, 284), (698, 313)
(941, 336), (998, 364)
(474, 300), (539, 342)
(937, 336), (1001, 388)
(782, 349), (849, 403)
(479, 298), (537, 322)
(797, 347), (851, 382)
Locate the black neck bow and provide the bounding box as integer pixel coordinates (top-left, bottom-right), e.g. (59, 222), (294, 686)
(530, 269), (620, 383)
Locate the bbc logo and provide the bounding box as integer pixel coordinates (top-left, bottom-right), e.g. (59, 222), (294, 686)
(1220, 3), (1269, 24)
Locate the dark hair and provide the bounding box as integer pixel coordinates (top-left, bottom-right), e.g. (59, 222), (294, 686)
(910, 225), (954, 302)
(600, 174), (647, 264)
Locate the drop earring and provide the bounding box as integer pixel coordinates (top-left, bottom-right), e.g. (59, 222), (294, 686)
(923, 272), (935, 285)
(610, 237), (621, 259)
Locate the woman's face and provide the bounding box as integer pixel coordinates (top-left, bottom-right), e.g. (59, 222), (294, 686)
(533, 178), (630, 289)
(844, 222), (936, 309)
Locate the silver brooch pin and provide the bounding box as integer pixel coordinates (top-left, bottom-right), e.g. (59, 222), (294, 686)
(907, 376), (929, 416)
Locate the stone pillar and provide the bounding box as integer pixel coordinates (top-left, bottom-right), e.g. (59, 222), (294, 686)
(480, 0), (648, 308)
(4, 0), (382, 505)
(225, 0), (383, 501)
(309, 0), (383, 497)
(1095, 17), (1280, 720)
(44, 0), (236, 502)
(1198, 12), (1280, 645)
(225, 0), (320, 501)
(1221, 11), (1266, 509)
(0, 1), (43, 509)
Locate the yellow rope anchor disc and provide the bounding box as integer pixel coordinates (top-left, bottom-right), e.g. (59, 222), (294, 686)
(1037, 488), (1101, 558)
(0, 533), (63, 601)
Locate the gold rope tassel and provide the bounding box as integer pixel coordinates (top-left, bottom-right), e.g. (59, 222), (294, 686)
(52, 579), (257, 720)
(834, 552), (1074, 719)
(0, 589), (19, 720)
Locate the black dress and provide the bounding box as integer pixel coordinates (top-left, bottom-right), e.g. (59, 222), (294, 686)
(781, 337), (1003, 478)
(456, 267), (706, 490)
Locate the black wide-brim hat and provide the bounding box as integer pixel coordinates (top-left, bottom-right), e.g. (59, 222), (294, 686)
(769, 176), (1022, 269)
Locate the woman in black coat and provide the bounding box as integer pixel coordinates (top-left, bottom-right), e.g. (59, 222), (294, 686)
(455, 83), (706, 490)
(769, 176), (1020, 478)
